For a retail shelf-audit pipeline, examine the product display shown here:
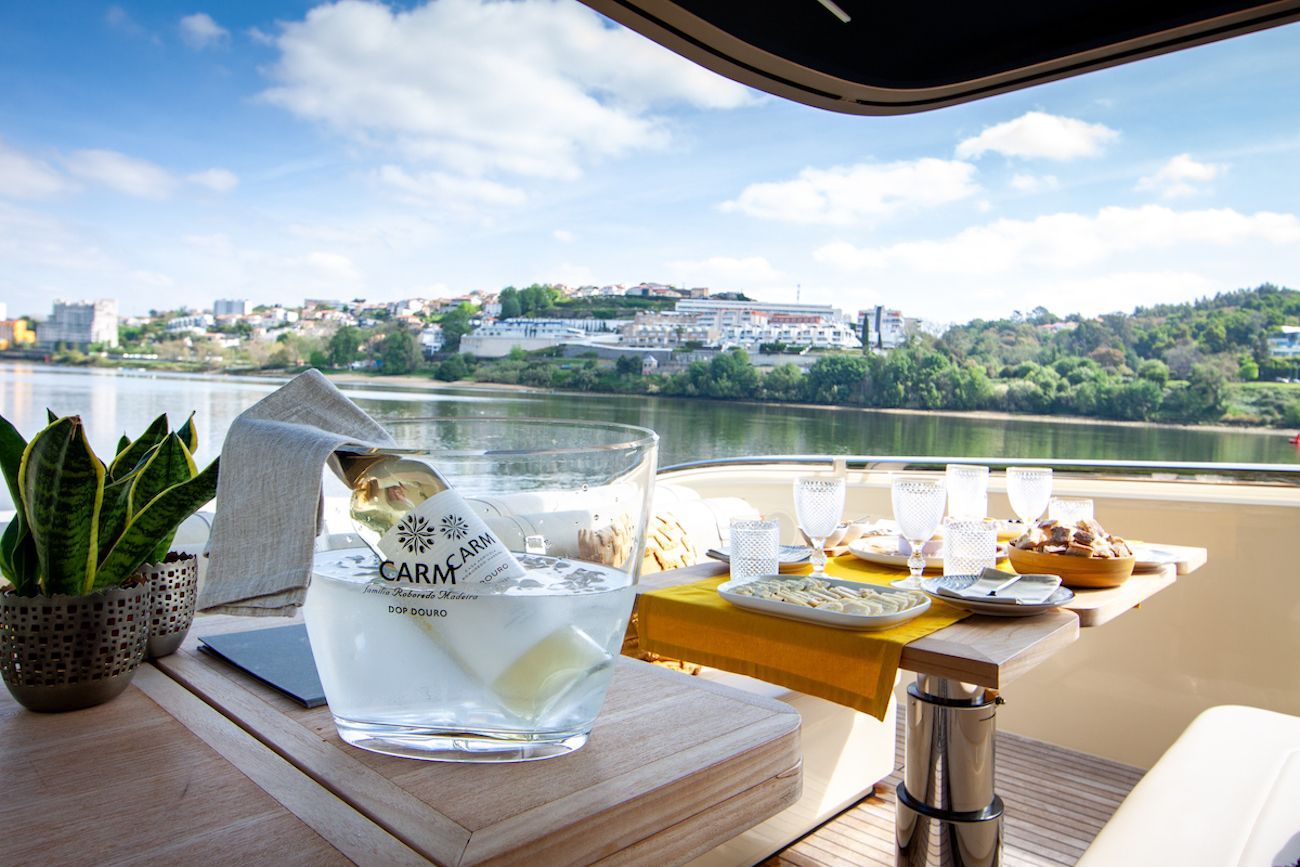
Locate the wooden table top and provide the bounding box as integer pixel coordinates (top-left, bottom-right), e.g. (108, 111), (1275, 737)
(0, 666), (421, 866)
(640, 542), (1206, 688)
(153, 614), (803, 866)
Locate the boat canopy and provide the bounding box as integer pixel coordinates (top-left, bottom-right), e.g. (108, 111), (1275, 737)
(580, 0), (1300, 114)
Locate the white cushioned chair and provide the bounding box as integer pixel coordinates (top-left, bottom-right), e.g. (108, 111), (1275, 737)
(1078, 705), (1300, 867)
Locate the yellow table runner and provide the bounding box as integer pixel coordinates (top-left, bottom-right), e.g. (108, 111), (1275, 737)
(638, 556), (971, 720)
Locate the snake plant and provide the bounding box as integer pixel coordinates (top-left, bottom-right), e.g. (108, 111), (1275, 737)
(0, 412), (218, 597)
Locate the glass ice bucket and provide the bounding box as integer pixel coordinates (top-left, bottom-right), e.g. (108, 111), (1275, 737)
(305, 418), (658, 762)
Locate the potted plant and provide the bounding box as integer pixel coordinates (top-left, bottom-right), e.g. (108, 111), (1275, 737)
(0, 411), (218, 712)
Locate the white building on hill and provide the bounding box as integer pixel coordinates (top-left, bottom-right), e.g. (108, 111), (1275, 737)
(38, 299), (118, 349)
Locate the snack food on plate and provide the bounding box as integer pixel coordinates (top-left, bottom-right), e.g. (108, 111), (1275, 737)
(1012, 517), (1132, 559)
(730, 576), (926, 615)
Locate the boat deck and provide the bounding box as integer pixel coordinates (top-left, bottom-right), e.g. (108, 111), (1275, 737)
(766, 717), (1144, 866)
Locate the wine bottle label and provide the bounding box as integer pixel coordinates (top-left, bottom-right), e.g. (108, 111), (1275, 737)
(375, 488), (527, 587)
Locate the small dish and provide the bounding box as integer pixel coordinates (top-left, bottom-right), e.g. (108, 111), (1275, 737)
(718, 575), (931, 631)
(848, 536), (1008, 570)
(920, 575), (1075, 617)
(1131, 544), (1180, 572)
(707, 544), (812, 574)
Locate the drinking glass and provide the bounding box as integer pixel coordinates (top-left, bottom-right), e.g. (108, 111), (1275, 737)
(943, 519), (998, 576)
(1006, 467), (1053, 534)
(946, 464), (989, 520)
(890, 475), (946, 588)
(1048, 497), (1094, 524)
(793, 477), (846, 578)
(729, 518), (780, 584)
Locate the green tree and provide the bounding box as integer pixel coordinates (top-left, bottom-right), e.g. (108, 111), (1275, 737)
(327, 325), (362, 367)
(760, 364), (804, 401)
(435, 354), (470, 381)
(1107, 379), (1163, 420)
(1137, 359), (1169, 387)
(379, 329), (420, 375)
(615, 354), (642, 376)
(1238, 357), (1259, 381)
(498, 287), (522, 319)
(439, 305), (474, 352)
(702, 348), (759, 399)
(805, 354), (867, 404)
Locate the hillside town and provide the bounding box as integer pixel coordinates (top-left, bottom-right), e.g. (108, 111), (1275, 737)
(0, 283), (932, 372)
(3, 283), (1298, 428)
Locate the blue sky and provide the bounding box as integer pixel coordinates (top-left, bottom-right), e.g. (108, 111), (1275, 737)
(1, 1), (1298, 322)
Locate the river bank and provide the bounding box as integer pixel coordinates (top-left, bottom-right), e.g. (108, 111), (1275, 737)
(318, 370), (1296, 439)
(6, 362), (1296, 468)
(12, 358), (1298, 439)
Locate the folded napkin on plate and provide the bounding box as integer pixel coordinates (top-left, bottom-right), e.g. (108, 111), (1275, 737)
(197, 370), (394, 616)
(937, 568), (1061, 605)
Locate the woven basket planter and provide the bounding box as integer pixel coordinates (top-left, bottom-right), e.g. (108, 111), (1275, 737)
(142, 552), (199, 659)
(0, 583), (149, 712)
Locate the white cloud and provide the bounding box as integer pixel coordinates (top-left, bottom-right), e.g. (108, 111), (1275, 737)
(130, 269), (175, 288)
(106, 6), (160, 44)
(815, 205), (1300, 276)
(187, 167), (239, 192)
(375, 164), (526, 208)
(956, 111), (1119, 161)
(259, 0), (756, 183)
(290, 250), (362, 285)
(180, 13), (229, 49)
(0, 138), (71, 198)
(721, 158), (978, 225)
(552, 229), (575, 243)
(1136, 153), (1224, 198)
(1010, 173), (1059, 193)
(63, 149), (176, 199)
(666, 255), (784, 290)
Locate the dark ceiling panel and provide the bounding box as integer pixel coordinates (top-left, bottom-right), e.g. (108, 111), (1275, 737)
(582, 0), (1300, 114)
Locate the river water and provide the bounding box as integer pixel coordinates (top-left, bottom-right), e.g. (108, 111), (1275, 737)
(1, 363), (1294, 509)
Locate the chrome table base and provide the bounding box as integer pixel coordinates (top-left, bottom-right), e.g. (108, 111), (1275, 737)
(896, 674), (1004, 866)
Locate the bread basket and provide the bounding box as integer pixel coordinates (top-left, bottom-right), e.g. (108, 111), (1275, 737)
(1007, 546), (1135, 589)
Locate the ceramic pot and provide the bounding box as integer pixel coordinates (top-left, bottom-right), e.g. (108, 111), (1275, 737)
(0, 583), (149, 712)
(140, 552), (199, 659)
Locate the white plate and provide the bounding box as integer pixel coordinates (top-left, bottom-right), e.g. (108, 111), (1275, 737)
(919, 575), (1075, 617)
(718, 575), (931, 631)
(1131, 544), (1180, 572)
(847, 537), (1008, 570)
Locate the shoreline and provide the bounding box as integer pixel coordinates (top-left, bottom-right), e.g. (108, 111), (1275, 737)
(318, 371), (1293, 438)
(8, 360), (1295, 437)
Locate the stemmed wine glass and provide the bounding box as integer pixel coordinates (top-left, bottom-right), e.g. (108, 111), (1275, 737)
(890, 475), (947, 589)
(1007, 467), (1053, 535)
(794, 476), (846, 578)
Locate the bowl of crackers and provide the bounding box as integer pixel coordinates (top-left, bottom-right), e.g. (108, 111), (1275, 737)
(1007, 517), (1136, 588)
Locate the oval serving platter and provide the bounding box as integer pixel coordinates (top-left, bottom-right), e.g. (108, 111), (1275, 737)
(718, 575), (931, 631)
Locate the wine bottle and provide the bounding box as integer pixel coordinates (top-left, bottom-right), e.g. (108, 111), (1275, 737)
(333, 449), (527, 587)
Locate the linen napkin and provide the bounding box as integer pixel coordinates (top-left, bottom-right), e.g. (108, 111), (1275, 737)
(936, 568), (1062, 605)
(197, 370), (394, 616)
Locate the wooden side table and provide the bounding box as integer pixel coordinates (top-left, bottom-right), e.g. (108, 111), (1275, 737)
(153, 615), (803, 866)
(0, 667), (421, 865)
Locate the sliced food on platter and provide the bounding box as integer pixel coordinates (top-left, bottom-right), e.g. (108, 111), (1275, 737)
(718, 574), (930, 630)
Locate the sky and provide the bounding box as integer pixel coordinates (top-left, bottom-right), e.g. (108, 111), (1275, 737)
(0, 1), (1298, 323)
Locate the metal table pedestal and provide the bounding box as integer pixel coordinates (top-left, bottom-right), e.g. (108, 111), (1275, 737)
(896, 674), (1004, 866)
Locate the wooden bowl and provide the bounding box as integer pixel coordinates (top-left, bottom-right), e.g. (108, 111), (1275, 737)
(1007, 547), (1136, 589)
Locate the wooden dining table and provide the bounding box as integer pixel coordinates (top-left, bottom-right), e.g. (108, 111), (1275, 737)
(1, 613), (804, 867)
(636, 543), (1208, 866)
